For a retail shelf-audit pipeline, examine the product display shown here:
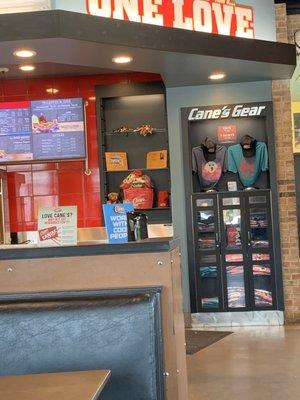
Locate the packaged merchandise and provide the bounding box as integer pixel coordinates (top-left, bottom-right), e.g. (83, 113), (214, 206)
(157, 191), (169, 208)
(121, 170), (154, 209)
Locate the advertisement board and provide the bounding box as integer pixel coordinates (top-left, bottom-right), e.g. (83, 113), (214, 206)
(0, 98), (86, 163)
(103, 203), (134, 244)
(38, 206), (77, 247)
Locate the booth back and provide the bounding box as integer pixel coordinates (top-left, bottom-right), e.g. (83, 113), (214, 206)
(0, 289), (164, 400)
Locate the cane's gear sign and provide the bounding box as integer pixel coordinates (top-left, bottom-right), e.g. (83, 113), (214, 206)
(188, 105), (266, 121)
(87, 0), (254, 39)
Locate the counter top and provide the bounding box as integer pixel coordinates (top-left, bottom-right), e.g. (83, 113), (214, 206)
(0, 237), (179, 261)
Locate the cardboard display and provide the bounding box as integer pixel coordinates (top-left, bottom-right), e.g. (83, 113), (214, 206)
(105, 152), (128, 171)
(146, 150), (168, 169)
(38, 206), (77, 247)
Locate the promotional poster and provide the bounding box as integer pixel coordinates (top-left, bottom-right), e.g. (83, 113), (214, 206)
(38, 206), (77, 247)
(103, 203), (134, 244)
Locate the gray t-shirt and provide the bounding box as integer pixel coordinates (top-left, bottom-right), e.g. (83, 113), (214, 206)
(192, 145), (228, 190)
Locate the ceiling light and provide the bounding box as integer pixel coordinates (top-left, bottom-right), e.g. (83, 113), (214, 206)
(46, 88), (59, 94)
(14, 49), (37, 58)
(209, 73), (226, 81)
(88, 96), (96, 101)
(112, 56), (133, 64)
(19, 65), (35, 72)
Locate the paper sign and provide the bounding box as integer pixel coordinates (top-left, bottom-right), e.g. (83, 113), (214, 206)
(38, 206), (77, 247)
(217, 125), (237, 143)
(103, 203), (134, 244)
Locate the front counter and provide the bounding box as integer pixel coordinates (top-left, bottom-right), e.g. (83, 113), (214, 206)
(0, 238), (188, 400)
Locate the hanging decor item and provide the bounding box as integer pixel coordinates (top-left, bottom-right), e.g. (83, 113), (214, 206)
(113, 126), (132, 134)
(112, 124), (155, 136)
(133, 124), (155, 136)
(121, 170), (154, 209)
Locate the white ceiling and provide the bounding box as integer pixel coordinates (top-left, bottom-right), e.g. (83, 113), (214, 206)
(0, 0), (50, 14)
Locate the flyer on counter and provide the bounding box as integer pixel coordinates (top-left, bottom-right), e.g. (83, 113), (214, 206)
(103, 203), (134, 244)
(38, 206), (77, 247)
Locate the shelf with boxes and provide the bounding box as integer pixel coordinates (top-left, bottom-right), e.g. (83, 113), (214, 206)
(96, 82), (172, 224)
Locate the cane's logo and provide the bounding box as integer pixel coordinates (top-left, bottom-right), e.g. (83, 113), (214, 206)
(114, 205), (126, 214)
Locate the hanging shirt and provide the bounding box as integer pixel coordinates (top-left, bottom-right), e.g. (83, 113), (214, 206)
(192, 145), (227, 190)
(227, 142), (269, 187)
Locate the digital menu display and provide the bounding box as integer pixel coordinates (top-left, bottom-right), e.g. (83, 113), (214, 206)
(0, 98), (86, 163)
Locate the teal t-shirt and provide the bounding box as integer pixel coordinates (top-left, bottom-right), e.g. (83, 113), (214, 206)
(228, 142), (269, 187)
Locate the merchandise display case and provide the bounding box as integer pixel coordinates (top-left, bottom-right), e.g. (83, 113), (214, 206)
(181, 101), (284, 313)
(97, 82), (171, 224)
(193, 190), (275, 312)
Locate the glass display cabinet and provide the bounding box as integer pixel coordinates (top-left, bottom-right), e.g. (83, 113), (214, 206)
(192, 190), (275, 312)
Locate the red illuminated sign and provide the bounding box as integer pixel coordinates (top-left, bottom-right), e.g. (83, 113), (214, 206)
(86, 0), (254, 38)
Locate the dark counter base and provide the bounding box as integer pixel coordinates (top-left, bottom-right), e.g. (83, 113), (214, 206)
(0, 238), (179, 261)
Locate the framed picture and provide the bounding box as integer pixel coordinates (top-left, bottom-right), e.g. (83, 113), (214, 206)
(105, 152), (128, 171)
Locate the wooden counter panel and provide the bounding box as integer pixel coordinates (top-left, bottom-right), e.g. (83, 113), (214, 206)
(0, 249), (188, 400)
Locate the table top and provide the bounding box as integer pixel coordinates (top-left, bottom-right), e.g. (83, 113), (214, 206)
(0, 370), (111, 400)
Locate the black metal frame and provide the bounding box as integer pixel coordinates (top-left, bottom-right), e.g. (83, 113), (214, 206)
(95, 81), (172, 224)
(181, 102), (284, 313)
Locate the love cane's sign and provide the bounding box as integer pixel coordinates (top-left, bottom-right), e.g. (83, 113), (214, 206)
(86, 0), (255, 38)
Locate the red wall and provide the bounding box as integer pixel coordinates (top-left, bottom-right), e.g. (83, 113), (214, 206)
(1, 72), (160, 232)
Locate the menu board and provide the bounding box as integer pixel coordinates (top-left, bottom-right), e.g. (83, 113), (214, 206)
(0, 98), (86, 163)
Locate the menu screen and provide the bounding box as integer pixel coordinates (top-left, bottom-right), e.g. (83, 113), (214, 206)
(0, 98), (86, 163)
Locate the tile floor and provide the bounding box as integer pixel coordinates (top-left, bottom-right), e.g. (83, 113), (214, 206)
(188, 326), (300, 399)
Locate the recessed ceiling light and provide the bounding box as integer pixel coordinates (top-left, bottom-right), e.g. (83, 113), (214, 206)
(209, 73), (226, 81)
(46, 88), (59, 94)
(19, 65), (35, 72)
(14, 49), (37, 58)
(112, 56), (133, 64)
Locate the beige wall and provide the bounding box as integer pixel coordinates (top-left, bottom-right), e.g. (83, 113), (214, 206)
(274, 4), (300, 323)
